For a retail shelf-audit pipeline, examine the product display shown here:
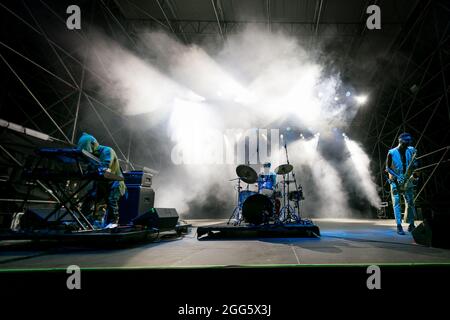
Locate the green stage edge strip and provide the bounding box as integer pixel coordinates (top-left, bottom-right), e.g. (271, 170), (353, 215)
(1, 262), (450, 272)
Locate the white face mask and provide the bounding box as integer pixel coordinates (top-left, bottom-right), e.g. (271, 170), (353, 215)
(263, 167), (270, 175)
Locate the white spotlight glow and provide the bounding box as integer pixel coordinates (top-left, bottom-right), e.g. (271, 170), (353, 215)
(355, 95), (368, 105)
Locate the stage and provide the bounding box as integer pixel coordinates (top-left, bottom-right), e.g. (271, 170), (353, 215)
(1, 218), (449, 270)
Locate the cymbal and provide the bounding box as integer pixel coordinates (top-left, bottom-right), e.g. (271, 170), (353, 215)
(274, 164), (293, 175)
(236, 164), (257, 184)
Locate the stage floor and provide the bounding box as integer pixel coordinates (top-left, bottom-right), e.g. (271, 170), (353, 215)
(1, 218), (450, 270)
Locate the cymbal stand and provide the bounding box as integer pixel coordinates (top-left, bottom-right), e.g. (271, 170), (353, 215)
(290, 170), (302, 220)
(228, 178), (243, 225)
(279, 173), (296, 222)
(279, 142), (300, 222)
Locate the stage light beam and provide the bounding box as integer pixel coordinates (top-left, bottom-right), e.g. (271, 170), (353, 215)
(343, 137), (381, 207)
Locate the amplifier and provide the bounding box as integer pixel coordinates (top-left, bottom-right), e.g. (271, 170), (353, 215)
(123, 171), (152, 187)
(119, 186), (155, 225)
(413, 209), (450, 249)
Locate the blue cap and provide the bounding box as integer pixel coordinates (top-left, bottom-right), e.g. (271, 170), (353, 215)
(399, 132), (412, 141)
(77, 132), (98, 153)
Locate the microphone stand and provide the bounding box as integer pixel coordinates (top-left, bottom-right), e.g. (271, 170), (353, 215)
(256, 142), (261, 193)
(283, 141), (302, 222)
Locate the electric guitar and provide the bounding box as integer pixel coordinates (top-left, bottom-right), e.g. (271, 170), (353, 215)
(388, 150), (417, 192)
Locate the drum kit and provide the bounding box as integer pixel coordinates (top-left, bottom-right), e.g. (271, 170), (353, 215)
(228, 162), (304, 226)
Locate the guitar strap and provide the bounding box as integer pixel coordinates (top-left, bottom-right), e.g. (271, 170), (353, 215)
(399, 148), (407, 174)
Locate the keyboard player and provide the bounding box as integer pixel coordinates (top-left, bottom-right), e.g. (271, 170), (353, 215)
(77, 132), (127, 228)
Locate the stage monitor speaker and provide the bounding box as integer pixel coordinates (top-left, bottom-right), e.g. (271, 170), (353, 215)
(123, 171), (152, 188)
(412, 209), (450, 249)
(132, 208), (179, 231)
(119, 186), (155, 225)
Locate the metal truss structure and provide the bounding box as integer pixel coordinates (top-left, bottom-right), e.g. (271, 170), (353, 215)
(0, 0), (449, 215)
(352, 1), (450, 208)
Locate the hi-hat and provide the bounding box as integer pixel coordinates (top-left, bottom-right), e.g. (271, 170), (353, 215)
(274, 164), (293, 175)
(236, 164), (257, 184)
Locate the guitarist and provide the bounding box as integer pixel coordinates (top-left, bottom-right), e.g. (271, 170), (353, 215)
(386, 133), (419, 235)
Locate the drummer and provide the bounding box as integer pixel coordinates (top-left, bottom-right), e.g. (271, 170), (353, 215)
(258, 162), (277, 195)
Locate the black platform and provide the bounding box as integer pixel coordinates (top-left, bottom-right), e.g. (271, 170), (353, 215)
(197, 220), (320, 239)
(0, 222), (191, 245)
(0, 227), (157, 244)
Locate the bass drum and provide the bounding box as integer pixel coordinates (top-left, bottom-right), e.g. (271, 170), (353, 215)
(242, 194), (273, 225)
(238, 190), (257, 207)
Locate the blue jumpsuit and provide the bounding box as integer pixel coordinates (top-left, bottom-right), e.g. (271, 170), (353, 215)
(386, 146), (417, 226)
